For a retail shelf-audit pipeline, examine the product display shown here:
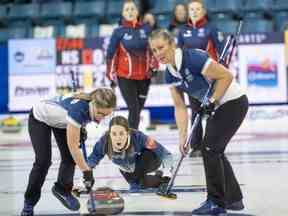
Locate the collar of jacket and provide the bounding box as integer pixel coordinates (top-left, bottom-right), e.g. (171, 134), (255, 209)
(121, 19), (142, 28)
(187, 16), (208, 28)
(169, 19), (186, 28)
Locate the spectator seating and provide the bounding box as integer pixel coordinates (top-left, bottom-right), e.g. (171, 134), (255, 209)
(243, 0), (273, 15)
(73, 1), (106, 20)
(213, 19), (239, 33)
(8, 26), (29, 39)
(272, 0), (288, 11)
(87, 23), (99, 38)
(36, 19), (65, 37)
(107, 0), (123, 18)
(151, 0), (175, 15)
(242, 18), (273, 33)
(0, 28), (9, 42)
(0, 5), (8, 21)
(9, 3), (39, 20)
(274, 11), (288, 31)
(40, 2), (72, 20)
(212, 0), (245, 18)
(0, 0), (286, 39)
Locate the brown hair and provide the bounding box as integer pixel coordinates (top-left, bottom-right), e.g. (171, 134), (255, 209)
(149, 28), (175, 45)
(73, 87), (116, 109)
(172, 3), (188, 23)
(105, 115), (133, 159)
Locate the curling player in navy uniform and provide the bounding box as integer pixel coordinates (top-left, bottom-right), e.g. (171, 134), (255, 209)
(21, 88), (117, 216)
(149, 29), (248, 215)
(74, 115), (174, 193)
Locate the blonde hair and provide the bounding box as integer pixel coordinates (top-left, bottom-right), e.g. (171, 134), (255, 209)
(73, 87), (117, 109)
(187, 0), (205, 6)
(122, 0), (139, 13)
(187, 0), (206, 14)
(149, 28), (175, 45)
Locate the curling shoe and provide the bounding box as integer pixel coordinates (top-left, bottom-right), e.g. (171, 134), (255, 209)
(20, 201), (34, 216)
(192, 199), (226, 215)
(52, 184), (80, 211)
(129, 182), (144, 193)
(226, 200), (244, 211)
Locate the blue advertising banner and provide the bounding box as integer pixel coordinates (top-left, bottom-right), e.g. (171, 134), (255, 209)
(0, 42), (8, 113)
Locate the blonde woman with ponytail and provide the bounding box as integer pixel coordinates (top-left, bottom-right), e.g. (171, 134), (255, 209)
(21, 88), (116, 216)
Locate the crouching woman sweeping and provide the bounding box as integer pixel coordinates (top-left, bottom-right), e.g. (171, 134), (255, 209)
(88, 115), (174, 192)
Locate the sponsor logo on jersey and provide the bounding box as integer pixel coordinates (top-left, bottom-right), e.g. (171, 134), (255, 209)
(71, 99), (80, 104)
(183, 30), (192, 37)
(139, 29), (147, 39)
(198, 28), (205, 37)
(123, 33), (133, 40)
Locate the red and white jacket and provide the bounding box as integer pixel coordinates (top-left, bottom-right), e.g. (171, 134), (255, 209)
(106, 19), (158, 81)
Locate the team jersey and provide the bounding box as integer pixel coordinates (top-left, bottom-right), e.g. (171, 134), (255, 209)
(87, 130), (173, 173)
(106, 19), (156, 81)
(177, 17), (224, 61)
(165, 48), (245, 106)
(32, 95), (93, 129)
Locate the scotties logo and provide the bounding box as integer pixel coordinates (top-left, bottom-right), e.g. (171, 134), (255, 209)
(247, 58), (278, 87)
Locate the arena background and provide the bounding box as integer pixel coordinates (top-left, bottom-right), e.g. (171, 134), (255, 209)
(0, 0), (288, 126)
(1, 1), (288, 216)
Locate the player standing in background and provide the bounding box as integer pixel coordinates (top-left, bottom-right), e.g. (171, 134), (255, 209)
(86, 115), (173, 192)
(21, 88), (116, 216)
(106, 0), (157, 130)
(149, 29), (248, 215)
(175, 0), (225, 157)
(143, 12), (158, 30)
(178, 0), (223, 59)
(168, 3), (187, 36)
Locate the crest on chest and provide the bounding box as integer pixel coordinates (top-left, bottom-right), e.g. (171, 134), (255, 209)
(123, 33), (133, 40)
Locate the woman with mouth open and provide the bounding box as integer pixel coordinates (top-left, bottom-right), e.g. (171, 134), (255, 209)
(87, 115), (174, 192)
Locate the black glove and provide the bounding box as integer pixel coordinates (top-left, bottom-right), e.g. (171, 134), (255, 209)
(199, 99), (216, 116)
(110, 80), (117, 89)
(83, 170), (95, 192)
(151, 69), (159, 78)
(80, 127), (87, 143)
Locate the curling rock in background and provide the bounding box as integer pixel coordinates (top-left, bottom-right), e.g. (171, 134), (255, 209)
(0, 116), (22, 133)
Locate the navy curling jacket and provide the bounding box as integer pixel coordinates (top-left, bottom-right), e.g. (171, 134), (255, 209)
(88, 130), (173, 173)
(177, 16), (223, 61)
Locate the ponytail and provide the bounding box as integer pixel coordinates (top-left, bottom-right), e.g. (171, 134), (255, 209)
(73, 87), (117, 109)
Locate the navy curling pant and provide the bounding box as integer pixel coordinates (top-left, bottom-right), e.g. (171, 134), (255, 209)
(120, 149), (161, 186)
(117, 77), (150, 129)
(24, 111), (75, 206)
(201, 95), (249, 207)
